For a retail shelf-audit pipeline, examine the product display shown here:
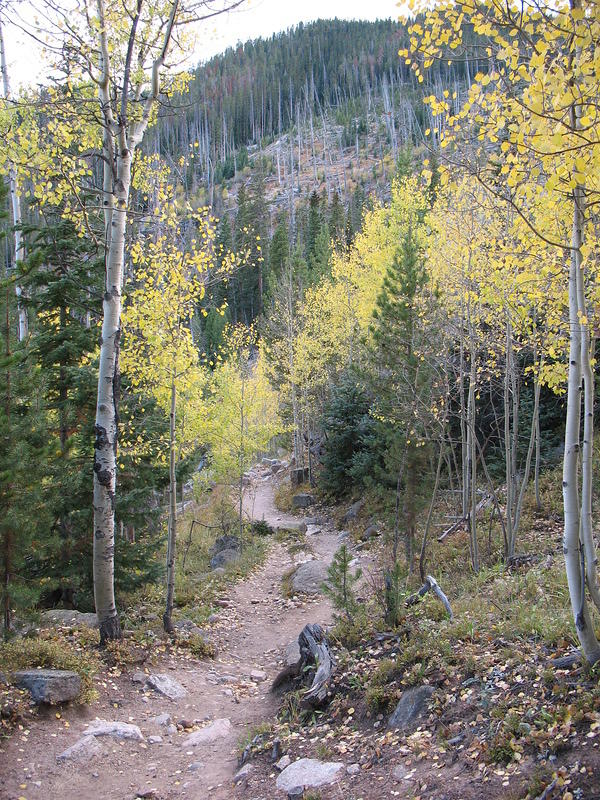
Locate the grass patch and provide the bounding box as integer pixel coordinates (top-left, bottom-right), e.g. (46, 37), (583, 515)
(0, 632), (100, 704)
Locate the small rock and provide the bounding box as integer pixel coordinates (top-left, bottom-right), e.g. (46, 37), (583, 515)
(233, 763), (253, 786)
(214, 599), (231, 608)
(183, 718), (232, 746)
(360, 524), (379, 541)
(287, 790), (304, 800)
(274, 520), (307, 534)
(347, 763), (360, 775)
(276, 754), (292, 771)
(291, 561), (328, 594)
(249, 669), (267, 682)
(136, 791), (157, 799)
(388, 685), (434, 731)
(216, 674), (238, 684)
(342, 498), (364, 525)
(272, 738), (282, 761)
(145, 673), (187, 700)
(306, 525), (322, 536)
(166, 724), (177, 735)
(276, 758), (344, 793)
(285, 641), (301, 669)
(85, 719), (144, 741)
(392, 765), (409, 782)
(188, 762), (204, 772)
(212, 567), (226, 577)
(57, 735), (101, 763)
(14, 669), (81, 704)
(149, 713), (171, 727)
(131, 671), (147, 684)
(208, 614), (219, 624)
(147, 735), (163, 744)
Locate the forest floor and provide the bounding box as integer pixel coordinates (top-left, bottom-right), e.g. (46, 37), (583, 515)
(2, 467), (600, 800)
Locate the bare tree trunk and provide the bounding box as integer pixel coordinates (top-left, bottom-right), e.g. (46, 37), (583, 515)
(163, 378), (177, 633)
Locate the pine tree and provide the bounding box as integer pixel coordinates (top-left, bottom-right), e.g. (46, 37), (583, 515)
(368, 223), (439, 572)
(0, 181), (52, 631)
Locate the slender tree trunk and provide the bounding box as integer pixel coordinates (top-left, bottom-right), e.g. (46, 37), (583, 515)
(562, 181), (600, 663)
(419, 440), (444, 582)
(3, 287), (12, 632)
(504, 315), (514, 559)
(163, 379), (177, 632)
(0, 21), (27, 341)
(93, 146), (129, 644)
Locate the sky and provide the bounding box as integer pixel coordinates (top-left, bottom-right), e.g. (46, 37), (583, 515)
(2, 0), (403, 90)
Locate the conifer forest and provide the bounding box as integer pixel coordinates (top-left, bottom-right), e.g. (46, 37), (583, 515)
(1, 3), (600, 800)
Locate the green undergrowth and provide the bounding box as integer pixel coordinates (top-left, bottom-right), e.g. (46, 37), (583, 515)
(0, 631), (100, 704)
(272, 460), (600, 785)
(120, 485), (270, 632)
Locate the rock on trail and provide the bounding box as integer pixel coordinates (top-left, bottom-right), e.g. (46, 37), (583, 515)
(275, 757), (344, 792)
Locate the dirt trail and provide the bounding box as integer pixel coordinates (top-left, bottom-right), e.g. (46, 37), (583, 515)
(0, 471), (341, 800)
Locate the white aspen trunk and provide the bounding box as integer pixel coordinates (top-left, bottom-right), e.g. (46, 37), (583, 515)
(575, 218), (600, 611)
(0, 21), (27, 341)
(562, 0), (600, 659)
(93, 0), (179, 643)
(163, 378), (177, 632)
(467, 310), (478, 573)
(504, 315), (514, 559)
(562, 182), (600, 663)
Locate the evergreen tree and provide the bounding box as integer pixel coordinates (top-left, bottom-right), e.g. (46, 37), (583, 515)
(368, 224), (439, 572)
(0, 181), (52, 631)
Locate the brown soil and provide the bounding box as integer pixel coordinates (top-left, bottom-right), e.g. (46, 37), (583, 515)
(0, 471), (339, 800)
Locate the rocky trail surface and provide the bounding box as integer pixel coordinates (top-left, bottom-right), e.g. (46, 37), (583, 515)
(0, 469), (348, 800)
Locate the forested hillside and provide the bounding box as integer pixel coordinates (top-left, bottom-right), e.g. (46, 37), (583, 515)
(1, 3), (600, 800)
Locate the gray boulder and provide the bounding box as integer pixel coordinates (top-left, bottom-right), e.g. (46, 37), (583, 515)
(291, 561), (328, 594)
(274, 520), (307, 534)
(57, 735), (101, 763)
(388, 685), (434, 730)
(361, 525), (379, 541)
(145, 673), (187, 700)
(210, 548), (241, 570)
(233, 763), (253, 786)
(210, 550), (240, 569)
(276, 758), (344, 793)
(343, 498), (364, 525)
(14, 669), (81, 704)
(183, 718), (232, 746)
(173, 619), (207, 638)
(210, 535), (241, 557)
(40, 609), (98, 628)
(292, 493), (314, 509)
(85, 719), (144, 741)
